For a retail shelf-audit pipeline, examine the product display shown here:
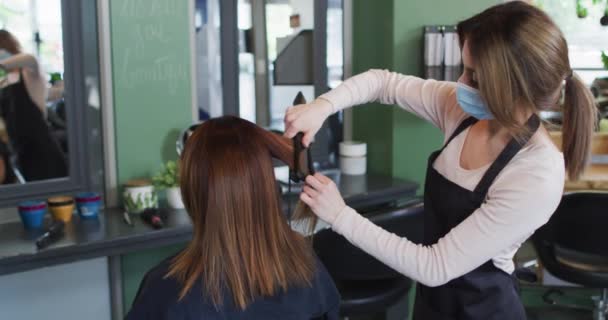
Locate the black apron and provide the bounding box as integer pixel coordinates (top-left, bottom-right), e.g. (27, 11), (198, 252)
(413, 115), (540, 320)
(0, 69), (67, 182)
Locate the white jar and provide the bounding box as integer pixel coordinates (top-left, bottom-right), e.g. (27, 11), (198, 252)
(339, 141), (367, 175)
(166, 187), (185, 209)
(123, 180), (158, 214)
(340, 156), (367, 175)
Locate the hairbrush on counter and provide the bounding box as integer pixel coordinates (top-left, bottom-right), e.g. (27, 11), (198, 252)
(35, 220), (65, 249)
(141, 208), (165, 229)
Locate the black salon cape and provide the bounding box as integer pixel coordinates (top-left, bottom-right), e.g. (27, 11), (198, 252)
(125, 254), (340, 320)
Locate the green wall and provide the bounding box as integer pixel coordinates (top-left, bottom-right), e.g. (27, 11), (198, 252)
(108, 0), (600, 316)
(352, 0), (500, 191)
(391, 0), (500, 192)
(351, 3), (599, 318)
(110, 0), (193, 186)
(351, 0), (395, 176)
(108, 0), (193, 310)
(391, 1), (499, 76)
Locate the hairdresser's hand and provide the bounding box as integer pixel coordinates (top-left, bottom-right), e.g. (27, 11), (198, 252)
(284, 98), (334, 147)
(300, 173), (346, 225)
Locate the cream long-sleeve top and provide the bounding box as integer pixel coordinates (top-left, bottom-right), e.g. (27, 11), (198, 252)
(318, 69), (565, 287)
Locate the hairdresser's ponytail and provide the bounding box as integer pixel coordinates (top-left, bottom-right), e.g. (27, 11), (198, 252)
(562, 73), (597, 180)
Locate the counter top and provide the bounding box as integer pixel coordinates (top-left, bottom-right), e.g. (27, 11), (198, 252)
(548, 131), (608, 191)
(564, 164), (608, 191)
(0, 173), (418, 276)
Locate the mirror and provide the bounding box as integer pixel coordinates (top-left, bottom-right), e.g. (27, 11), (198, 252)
(0, 0), (103, 208)
(232, 0), (343, 170)
(235, 0), (343, 130)
(192, 0), (343, 171)
(236, 0), (317, 129)
(0, 0), (67, 185)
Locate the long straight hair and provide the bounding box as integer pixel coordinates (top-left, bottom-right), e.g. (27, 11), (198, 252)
(457, 1), (596, 180)
(166, 116), (316, 310)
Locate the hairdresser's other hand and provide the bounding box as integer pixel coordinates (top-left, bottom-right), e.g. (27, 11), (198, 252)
(300, 173), (346, 225)
(284, 98), (333, 147)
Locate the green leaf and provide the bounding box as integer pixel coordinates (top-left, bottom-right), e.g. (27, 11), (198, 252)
(151, 193), (159, 208)
(151, 160), (180, 189)
(135, 194), (143, 209)
(577, 0), (589, 18)
(124, 195), (136, 211)
(602, 51), (608, 70)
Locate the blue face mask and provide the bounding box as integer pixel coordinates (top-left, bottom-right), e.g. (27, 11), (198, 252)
(0, 49), (11, 61)
(456, 82), (494, 120)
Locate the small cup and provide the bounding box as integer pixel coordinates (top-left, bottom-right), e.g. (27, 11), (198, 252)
(123, 179), (158, 214)
(18, 200), (47, 230)
(75, 192), (102, 219)
(340, 156), (367, 175)
(48, 196), (75, 223)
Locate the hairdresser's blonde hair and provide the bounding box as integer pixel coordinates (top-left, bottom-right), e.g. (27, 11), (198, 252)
(457, 1), (596, 180)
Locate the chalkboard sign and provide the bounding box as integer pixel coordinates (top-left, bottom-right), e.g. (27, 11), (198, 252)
(112, 0), (189, 94)
(110, 0), (193, 184)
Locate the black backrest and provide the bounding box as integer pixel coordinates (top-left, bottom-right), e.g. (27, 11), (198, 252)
(313, 199), (424, 281)
(535, 192), (608, 256)
(531, 192), (608, 287)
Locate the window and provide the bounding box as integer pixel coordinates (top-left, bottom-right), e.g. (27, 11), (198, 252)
(327, 0), (343, 88)
(0, 0), (63, 75)
(534, 0), (608, 85)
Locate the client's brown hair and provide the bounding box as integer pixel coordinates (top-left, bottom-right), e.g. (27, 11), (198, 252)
(166, 116), (316, 310)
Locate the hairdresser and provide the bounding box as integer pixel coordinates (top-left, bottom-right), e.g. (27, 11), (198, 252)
(0, 29), (66, 182)
(284, 2), (596, 319)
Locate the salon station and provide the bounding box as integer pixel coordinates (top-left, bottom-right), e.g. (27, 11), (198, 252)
(1, 1), (608, 320)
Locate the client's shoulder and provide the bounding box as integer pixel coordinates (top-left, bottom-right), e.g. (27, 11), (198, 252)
(312, 254), (340, 301)
(148, 254), (176, 277)
(125, 254), (185, 319)
(286, 254), (340, 313)
(142, 254), (180, 290)
(141, 256), (183, 303)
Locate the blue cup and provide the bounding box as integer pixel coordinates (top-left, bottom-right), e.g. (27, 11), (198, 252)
(18, 200), (47, 230)
(75, 192), (102, 219)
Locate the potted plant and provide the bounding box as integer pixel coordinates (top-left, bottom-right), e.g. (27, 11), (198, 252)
(152, 160), (184, 209)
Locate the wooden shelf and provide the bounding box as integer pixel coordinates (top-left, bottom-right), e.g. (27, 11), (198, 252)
(549, 131), (608, 154)
(550, 132), (608, 190)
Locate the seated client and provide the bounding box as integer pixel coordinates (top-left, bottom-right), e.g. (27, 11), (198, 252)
(126, 116), (340, 320)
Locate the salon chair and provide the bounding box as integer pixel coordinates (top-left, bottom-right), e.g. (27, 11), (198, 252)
(529, 192), (608, 320)
(313, 198), (424, 319)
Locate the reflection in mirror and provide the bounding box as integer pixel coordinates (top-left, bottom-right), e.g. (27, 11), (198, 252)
(237, 0), (344, 131)
(0, 0), (67, 185)
(237, 0), (255, 123)
(236, 0), (316, 130)
(194, 0), (223, 121)
(266, 0), (314, 131)
(327, 0), (343, 88)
